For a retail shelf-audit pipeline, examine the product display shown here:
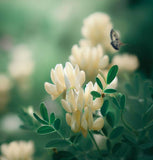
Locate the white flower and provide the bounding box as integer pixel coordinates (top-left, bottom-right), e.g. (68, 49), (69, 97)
(1, 141), (34, 160)
(69, 44), (109, 81)
(112, 53), (139, 72)
(81, 12), (116, 53)
(44, 62), (85, 100)
(61, 81), (104, 137)
(8, 45), (34, 81)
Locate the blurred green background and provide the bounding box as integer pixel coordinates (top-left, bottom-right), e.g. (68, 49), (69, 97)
(0, 0), (153, 159)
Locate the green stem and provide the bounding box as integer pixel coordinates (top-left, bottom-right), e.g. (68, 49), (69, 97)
(89, 131), (101, 156)
(121, 110), (138, 136)
(51, 125), (80, 150)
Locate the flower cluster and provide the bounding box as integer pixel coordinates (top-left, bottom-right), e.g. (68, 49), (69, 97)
(0, 141), (34, 160)
(61, 82), (104, 137)
(69, 44), (109, 81)
(81, 12), (116, 53)
(44, 62), (85, 100)
(44, 12), (139, 137)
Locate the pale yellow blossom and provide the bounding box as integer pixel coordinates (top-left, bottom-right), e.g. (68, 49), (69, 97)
(61, 81), (104, 137)
(1, 141), (34, 160)
(112, 53), (139, 72)
(81, 12), (116, 53)
(69, 44), (109, 81)
(44, 62), (85, 100)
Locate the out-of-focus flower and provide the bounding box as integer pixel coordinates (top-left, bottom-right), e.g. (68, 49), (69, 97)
(81, 12), (116, 53)
(0, 114), (22, 133)
(69, 44), (109, 81)
(0, 74), (12, 111)
(8, 45), (34, 82)
(61, 81), (104, 137)
(112, 54), (139, 72)
(44, 62), (85, 100)
(0, 141), (34, 160)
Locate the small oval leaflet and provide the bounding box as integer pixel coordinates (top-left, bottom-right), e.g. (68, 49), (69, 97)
(106, 112), (115, 127)
(107, 65), (118, 84)
(54, 118), (61, 130)
(45, 139), (70, 148)
(37, 126), (54, 135)
(109, 126), (124, 139)
(96, 77), (103, 90)
(50, 112), (55, 124)
(90, 91), (101, 98)
(101, 100), (109, 116)
(33, 113), (48, 125)
(104, 89), (117, 94)
(40, 103), (49, 122)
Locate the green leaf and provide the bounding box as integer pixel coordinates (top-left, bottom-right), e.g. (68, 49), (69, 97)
(107, 65), (118, 84)
(40, 103), (49, 122)
(112, 143), (122, 154)
(37, 126), (54, 135)
(54, 119), (61, 130)
(45, 139), (70, 148)
(122, 134), (137, 145)
(112, 97), (120, 109)
(53, 151), (78, 160)
(101, 100), (109, 116)
(96, 77), (103, 90)
(90, 91), (101, 98)
(50, 113), (55, 124)
(139, 142), (153, 149)
(104, 89), (117, 94)
(109, 126), (124, 139)
(106, 112), (115, 127)
(120, 95), (126, 110)
(106, 139), (111, 151)
(33, 113), (48, 125)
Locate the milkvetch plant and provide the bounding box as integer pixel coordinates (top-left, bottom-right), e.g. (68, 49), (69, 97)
(17, 12), (153, 160)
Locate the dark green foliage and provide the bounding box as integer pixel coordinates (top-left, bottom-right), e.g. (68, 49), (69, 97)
(91, 91), (101, 98)
(50, 112), (55, 124)
(120, 95), (126, 110)
(112, 97), (120, 109)
(45, 139), (70, 148)
(53, 151), (78, 160)
(101, 100), (109, 116)
(104, 89), (117, 93)
(109, 126), (124, 139)
(37, 126), (54, 135)
(106, 112), (115, 127)
(33, 113), (48, 125)
(54, 119), (61, 130)
(96, 77), (103, 90)
(107, 65), (118, 84)
(106, 139), (111, 151)
(40, 103), (49, 122)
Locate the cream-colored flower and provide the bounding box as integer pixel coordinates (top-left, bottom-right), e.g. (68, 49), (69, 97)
(8, 45), (34, 81)
(112, 54), (139, 72)
(81, 12), (116, 53)
(61, 81), (104, 137)
(1, 141), (34, 160)
(69, 44), (109, 81)
(44, 62), (85, 100)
